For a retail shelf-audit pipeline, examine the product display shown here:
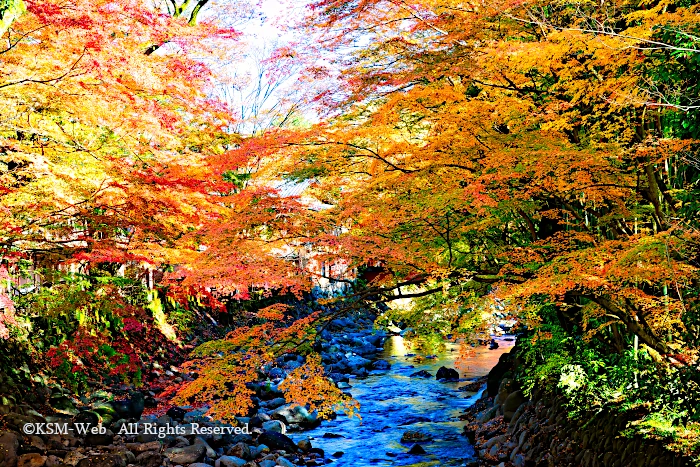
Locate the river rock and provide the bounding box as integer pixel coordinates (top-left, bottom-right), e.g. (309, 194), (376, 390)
(43, 455), (63, 467)
(127, 441), (162, 452)
(63, 450), (86, 466)
(262, 420), (286, 434)
(257, 431), (298, 453)
(276, 457), (295, 467)
(134, 451), (162, 467)
(250, 443), (269, 458)
(165, 406), (187, 422)
(345, 355), (372, 371)
(306, 447), (322, 458)
(110, 393), (145, 420)
(328, 372), (349, 383)
(85, 429), (115, 446)
(250, 413), (271, 428)
(17, 453), (46, 467)
(503, 391), (526, 420)
(495, 378), (516, 406)
(24, 435), (46, 452)
(407, 444), (426, 454)
(0, 431), (20, 467)
(475, 405), (499, 423)
(372, 360), (390, 370)
(73, 410), (101, 429)
(400, 430), (432, 443)
(297, 439), (312, 452)
(267, 367), (286, 379)
(460, 381), (484, 392)
(164, 444), (206, 464)
(194, 436), (217, 458)
(436, 367), (459, 381)
(51, 396), (79, 416)
(487, 352), (513, 397)
(75, 454), (126, 467)
(264, 397), (287, 410)
(216, 455), (247, 467)
(409, 370), (432, 378)
(272, 404), (319, 429)
(227, 442), (252, 460)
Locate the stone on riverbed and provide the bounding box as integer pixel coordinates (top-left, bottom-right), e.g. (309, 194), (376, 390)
(262, 419), (286, 434)
(277, 457), (295, 467)
(164, 444), (205, 464)
(401, 430), (433, 443)
(408, 444), (427, 454)
(0, 431), (20, 467)
(459, 380), (485, 392)
(345, 355), (372, 371)
(409, 370), (432, 378)
(166, 406), (187, 422)
(257, 431), (299, 453)
(436, 366), (459, 381)
(272, 404), (320, 429)
(226, 442), (252, 460)
(76, 454), (126, 467)
(216, 455), (247, 467)
(17, 453), (46, 467)
(476, 405), (500, 423)
(372, 359), (390, 370)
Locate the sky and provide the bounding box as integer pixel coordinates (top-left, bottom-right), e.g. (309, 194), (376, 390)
(198, 0), (323, 132)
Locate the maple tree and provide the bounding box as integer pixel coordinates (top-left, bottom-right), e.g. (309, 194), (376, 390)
(230, 0), (700, 452)
(283, 0), (700, 349)
(1, 0), (700, 455)
(0, 0), (315, 390)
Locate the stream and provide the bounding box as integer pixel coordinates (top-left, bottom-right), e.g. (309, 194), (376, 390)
(303, 335), (515, 467)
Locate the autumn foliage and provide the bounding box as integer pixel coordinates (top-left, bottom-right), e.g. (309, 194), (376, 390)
(1, 0), (700, 456)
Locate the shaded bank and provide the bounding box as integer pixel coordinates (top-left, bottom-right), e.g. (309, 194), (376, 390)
(463, 348), (692, 467)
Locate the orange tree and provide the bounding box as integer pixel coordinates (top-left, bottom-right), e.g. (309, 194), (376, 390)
(211, 0), (700, 453)
(0, 0), (316, 391)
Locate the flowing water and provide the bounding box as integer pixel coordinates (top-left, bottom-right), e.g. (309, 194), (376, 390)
(303, 335), (515, 467)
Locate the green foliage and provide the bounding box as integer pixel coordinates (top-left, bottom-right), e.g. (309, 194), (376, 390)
(648, 26), (700, 139)
(516, 303), (575, 395)
(222, 170), (252, 191)
(0, 0), (24, 35)
(375, 287), (487, 353)
(516, 301), (700, 456)
(3, 268), (198, 391)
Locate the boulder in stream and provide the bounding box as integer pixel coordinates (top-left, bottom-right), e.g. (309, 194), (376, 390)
(401, 430), (433, 443)
(272, 404), (320, 429)
(257, 430), (299, 453)
(408, 444), (427, 454)
(436, 366), (459, 381)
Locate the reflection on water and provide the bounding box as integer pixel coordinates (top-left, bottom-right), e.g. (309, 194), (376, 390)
(302, 335), (515, 466)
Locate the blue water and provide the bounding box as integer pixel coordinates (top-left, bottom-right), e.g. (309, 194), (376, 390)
(302, 336), (515, 466)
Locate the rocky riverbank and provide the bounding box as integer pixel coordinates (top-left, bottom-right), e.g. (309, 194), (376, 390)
(0, 303), (522, 467)
(0, 308), (397, 467)
(461, 352), (691, 467)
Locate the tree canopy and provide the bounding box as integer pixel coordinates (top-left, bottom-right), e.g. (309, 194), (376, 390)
(1, 0), (700, 456)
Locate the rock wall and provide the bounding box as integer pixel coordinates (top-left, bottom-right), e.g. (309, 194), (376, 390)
(463, 359), (690, 467)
